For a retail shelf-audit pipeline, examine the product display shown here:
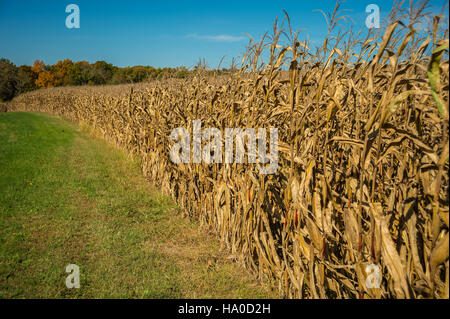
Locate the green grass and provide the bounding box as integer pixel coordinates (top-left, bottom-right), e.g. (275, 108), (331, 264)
(0, 112), (276, 299)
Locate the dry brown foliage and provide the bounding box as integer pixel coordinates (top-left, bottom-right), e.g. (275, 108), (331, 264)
(0, 103), (7, 113)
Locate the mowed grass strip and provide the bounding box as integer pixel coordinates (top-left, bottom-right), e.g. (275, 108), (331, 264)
(0, 112), (276, 298)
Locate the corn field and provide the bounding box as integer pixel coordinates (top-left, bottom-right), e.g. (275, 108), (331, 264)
(7, 2), (449, 298)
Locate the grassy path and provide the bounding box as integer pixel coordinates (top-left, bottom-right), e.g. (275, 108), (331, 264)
(0, 112), (275, 298)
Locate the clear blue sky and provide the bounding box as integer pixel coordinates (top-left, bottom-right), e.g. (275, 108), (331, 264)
(0, 0), (448, 68)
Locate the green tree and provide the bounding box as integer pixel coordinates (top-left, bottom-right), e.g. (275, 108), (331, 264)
(0, 58), (18, 101)
(130, 66), (149, 82)
(67, 61), (91, 85)
(91, 61), (116, 84)
(111, 67), (130, 84)
(16, 65), (37, 93)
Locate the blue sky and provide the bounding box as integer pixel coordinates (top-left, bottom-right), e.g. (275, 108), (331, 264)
(0, 0), (448, 68)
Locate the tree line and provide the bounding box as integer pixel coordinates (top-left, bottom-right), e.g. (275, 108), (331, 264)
(0, 58), (197, 101)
